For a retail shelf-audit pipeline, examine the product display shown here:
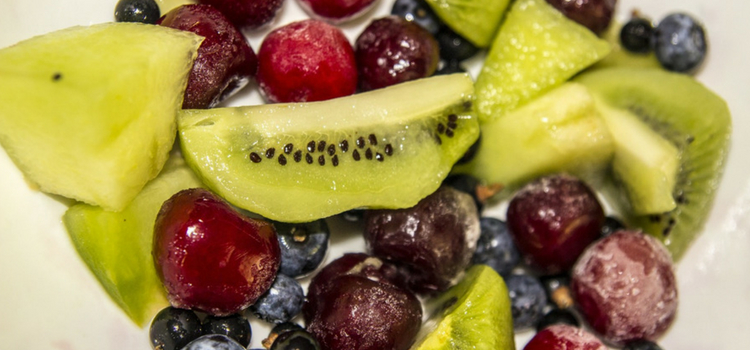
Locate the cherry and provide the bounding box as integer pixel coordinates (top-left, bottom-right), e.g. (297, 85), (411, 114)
(297, 0), (378, 23)
(524, 324), (607, 350)
(256, 19), (358, 103)
(506, 175), (605, 275)
(571, 231), (678, 346)
(198, 0), (284, 30)
(158, 4), (258, 109)
(152, 188), (280, 316)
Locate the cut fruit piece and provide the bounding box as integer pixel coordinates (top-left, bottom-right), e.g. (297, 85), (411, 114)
(596, 101), (680, 214)
(591, 20), (661, 70)
(474, 0), (610, 122)
(178, 74), (479, 223)
(0, 23), (202, 211)
(454, 83), (613, 189)
(63, 153), (205, 327)
(410, 264), (515, 350)
(424, 0), (511, 48)
(575, 67), (731, 260)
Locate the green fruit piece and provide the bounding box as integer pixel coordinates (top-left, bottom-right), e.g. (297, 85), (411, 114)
(591, 21), (661, 70)
(411, 265), (515, 350)
(0, 23), (201, 211)
(454, 83), (613, 188)
(576, 67), (731, 260)
(425, 0), (511, 48)
(475, 0), (611, 122)
(178, 74), (479, 223)
(595, 100), (680, 214)
(63, 153), (204, 327)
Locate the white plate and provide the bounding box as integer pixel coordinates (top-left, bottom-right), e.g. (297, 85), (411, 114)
(1, 0), (748, 349)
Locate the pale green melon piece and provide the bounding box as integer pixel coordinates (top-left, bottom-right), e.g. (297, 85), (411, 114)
(425, 0), (511, 48)
(410, 265), (515, 350)
(454, 83), (613, 188)
(0, 23), (202, 211)
(591, 20), (661, 70)
(595, 99), (679, 214)
(63, 153), (204, 327)
(178, 74), (479, 223)
(475, 0), (611, 122)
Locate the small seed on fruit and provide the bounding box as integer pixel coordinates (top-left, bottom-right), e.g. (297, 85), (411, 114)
(445, 129), (454, 137)
(340, 140), (349, 152)
(447, 120), (457, 129)
(318, 155), (325, 166)
(365, 149), (373, 160)
(318, 141), (326, 152)
(52, 72), (63, 81)
(435, 135), (442, 145)
(306, 153), (313, 164)
(448, 114), (458, 122)
(250, 152), (262, 163)
(368, 134), (377, 145)
(328, 144), (336, 156)
(385, 144), (393, 156)
(353, 150), (361, 161)
(375, 153), (384, 162)
(332, 155), (339, 166)
(437, 123), (445, 134)
(284, 143), (294, 154)
(294, 151), (302, 162)
(307, 141), (316, 152)
(266, 148), (276, 158)
(279, 154), (287, 165)
(356, 137), (366, 148)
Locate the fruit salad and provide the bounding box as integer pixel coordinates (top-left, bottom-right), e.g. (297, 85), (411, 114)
(1, 0), (748, 349)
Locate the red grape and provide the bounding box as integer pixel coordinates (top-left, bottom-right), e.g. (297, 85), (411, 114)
(297, 0), (379, 23)
(256, 19), (358, 103)
(152, 188), (280, 316)
(545, 0), (616, 34)
(198, 0), (284, 29)
(571, 230), (678, 346)
(506, 175), (605, 274)
(158, 4), (258, 109)
(524, 324), (607, 350)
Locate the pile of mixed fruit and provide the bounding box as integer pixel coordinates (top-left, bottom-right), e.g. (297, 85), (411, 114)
(0, 0), (731, 348)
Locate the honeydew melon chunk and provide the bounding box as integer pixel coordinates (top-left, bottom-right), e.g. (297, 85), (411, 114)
(596, 100), (680, 214)
(474, 0), (611, 122)
(63, 153), (204, 327)
(178, 74), (479, 223)
(0, 22), (202, 211)
(454, 83), (613, 188)
(425, 0), (511, 48)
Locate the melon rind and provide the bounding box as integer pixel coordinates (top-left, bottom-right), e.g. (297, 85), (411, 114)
(178, 74), (479, 223)
(0, 23), (202, 211)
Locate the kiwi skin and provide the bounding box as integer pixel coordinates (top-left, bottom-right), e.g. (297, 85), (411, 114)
(575, 67), (731, 260)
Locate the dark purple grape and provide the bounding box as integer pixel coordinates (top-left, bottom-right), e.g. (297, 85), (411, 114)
(355, 16), (440, 91)
(654, 13), (707, 73)
(198, 0), (284, 30)
(506, 274), (548, 330)
(364, 186), (480, 294)
(390, 0), (442, 34)
(471, 217), (520, 277)
(620, 18), (654, 53)
(114, 0), (160, 23)
(270, 329), (322, 350)
(545, 0), (616, 34)
(624, 339), (664, 350)
(201, 314), (252, 347)
(435, 26), (478, 62)
(274, 220), (329, 278)
(304, 275), (422, 350)
(149, 307), (202, 350)
(182, 334), (246, 350)
(536, 308), (580, 332)
(250, 274), (305, 323)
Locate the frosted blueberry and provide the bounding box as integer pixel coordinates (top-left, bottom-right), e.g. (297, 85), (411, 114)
(251, 274), (305, 323)
(654, 13), (707, 73)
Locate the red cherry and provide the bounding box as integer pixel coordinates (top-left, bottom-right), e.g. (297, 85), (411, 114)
(153, 188), (280, 316)
(524, 324), (607, 350)
(296, 0), (379, 23)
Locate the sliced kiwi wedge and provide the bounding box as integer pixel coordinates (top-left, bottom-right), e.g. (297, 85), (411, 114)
(63, 153), (204, 326)
(411, 264), (515, 350)
(576, 67), (732, 260)
(178, 74), (479, 223)
(424, 0), (511, 48)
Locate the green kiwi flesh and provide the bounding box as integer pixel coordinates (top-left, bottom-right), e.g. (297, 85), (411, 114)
(454, 83), (614, 189)
(576, 67), (732, 260)
(63, 153), (204, 326)
(411, 265), (515, 350)
(425, 0), (511, 48)
(177, 74), (479, 223)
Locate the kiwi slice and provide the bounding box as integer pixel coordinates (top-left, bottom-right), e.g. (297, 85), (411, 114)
(454, 83), (614, 189)
(474, 0), (610, 122)
(63, 153), (204, 326)
(0, 23), (201, 211)
(575, 67), (731, 260)
(424, 0), (511, 48)
(411, 265), (515, 350)
(178, 74), (479, 223)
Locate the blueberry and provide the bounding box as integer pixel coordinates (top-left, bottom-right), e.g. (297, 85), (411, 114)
(624, 339), (664, 350)
(182, 334), (247, 350)
(114, 0), (160, 24)
(391, 0), (442, 35)
(250, 274), (305, 323)
(201, 314), (252, 347)
(506, 274), (548, 330)
(535, 308), (579, 331)
(435, 26), (478, 62)
(654, 13), (707, 73)
(600, 215), (626, 237)
(269, 329), (322, 350)
(149, 307), (202, 350)
(275, 220), (329, 278)
(442, 174), (483, 212)
(620, 18), (654, 53)
(471, 217), (520, 277)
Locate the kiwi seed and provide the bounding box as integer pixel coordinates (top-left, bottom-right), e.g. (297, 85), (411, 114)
(385, 144), (393, 156)
(318, 141), (326, 152)
(353, 150), (361, 161)
(250, 152), (262, 163)
(340, 140), (349, 152)
(284, 143), (293, 154)
(278, 154), (287, 165)
(306, 154), (313, 164)
(265, 148), (275, 159)
(307, 141), (316, 152)
(356, 137), (365, 148)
